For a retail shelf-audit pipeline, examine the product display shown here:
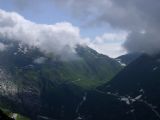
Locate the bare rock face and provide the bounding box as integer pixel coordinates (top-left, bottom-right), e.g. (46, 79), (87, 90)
(0, 68), (18, 96)
(0, 67), (41, 118)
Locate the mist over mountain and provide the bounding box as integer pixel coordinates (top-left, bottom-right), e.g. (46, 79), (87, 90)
(0, 9), (88, 61)
(0, 38), (122, 120)
(1, 1), (160, 120)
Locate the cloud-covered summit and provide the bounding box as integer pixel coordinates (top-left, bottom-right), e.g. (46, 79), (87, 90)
(2, 0), (160, 57)
(0, 9), (86, 60)
(0, 9), (127, 58)
(53, 0), (160, 55)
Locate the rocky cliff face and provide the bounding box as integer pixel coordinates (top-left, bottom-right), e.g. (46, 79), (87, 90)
(0, 69), (17, 96)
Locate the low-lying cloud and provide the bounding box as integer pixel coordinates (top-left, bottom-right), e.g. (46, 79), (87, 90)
(0, 9), (85, 60)
(0, 9), (126, 58)
(89, 32), (127, 58)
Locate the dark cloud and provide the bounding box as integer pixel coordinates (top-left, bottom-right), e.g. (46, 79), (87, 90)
(53, 0), (160, 55)
(124, 31), (160, 55)
(1, 0), (160, 56)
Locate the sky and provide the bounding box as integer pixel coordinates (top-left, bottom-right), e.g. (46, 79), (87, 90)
(0, 0), (127, 58)
(0, 0), (159, 58)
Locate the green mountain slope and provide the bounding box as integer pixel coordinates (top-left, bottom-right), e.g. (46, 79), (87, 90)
(0, 41), (121, 89)
(0, 40), (122, 119)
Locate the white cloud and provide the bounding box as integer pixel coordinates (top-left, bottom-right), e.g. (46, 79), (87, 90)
(94, 32), (127, 44)
(88, 32), (127, 58)
(0, 9), (84, 59)
(0, 9), (127, 58)
(53, 0), (160, 56)
(90, 43), (126, 58)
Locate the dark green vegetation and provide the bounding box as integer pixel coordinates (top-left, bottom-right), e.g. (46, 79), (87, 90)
(96, 54), (160, 120)
(0, 109), (14, 120)
(0, 40), (122, 119)
(0, 40), (121, 89)
(1, 108), (29, 120)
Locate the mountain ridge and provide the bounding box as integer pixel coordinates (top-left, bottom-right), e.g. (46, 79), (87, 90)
(0, 40), (122, 119)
